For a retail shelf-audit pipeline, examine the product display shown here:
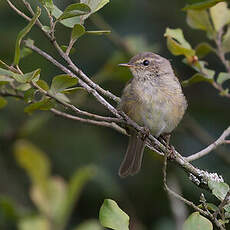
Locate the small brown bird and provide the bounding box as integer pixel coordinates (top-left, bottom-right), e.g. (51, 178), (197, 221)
(118, 52), (187, 177)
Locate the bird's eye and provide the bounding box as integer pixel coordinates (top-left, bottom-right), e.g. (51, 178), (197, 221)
(143, 60), (149, 66)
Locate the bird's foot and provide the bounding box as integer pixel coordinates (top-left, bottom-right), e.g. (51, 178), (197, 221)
(159, 133), (176, 159)
(139, 127), (150, 141)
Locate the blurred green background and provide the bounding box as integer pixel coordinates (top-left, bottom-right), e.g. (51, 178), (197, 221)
(0, 0), (230, 229)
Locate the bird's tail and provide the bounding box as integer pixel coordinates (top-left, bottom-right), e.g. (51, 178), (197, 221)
(119, 133), (145, 177)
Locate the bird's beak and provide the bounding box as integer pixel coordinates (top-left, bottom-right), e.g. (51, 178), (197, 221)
(118, 63), (133, 67)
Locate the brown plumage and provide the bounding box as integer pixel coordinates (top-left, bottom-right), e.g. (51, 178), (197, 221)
(118, 52), (187, 177)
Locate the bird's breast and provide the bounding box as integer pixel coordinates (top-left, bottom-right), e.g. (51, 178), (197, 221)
(120, 79), (187, 136)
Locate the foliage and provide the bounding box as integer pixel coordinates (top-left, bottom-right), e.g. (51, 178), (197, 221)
(14, 139), (98, 230)
(1, 0), (230, 230)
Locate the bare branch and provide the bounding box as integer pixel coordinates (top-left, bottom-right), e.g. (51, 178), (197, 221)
(26, 43), (121, 118)
(6, 0), (31, 22)
(50, 108), (127, 135)
(31, 82), (122, 123)
(162, 152), (209, 218)
(186, 126), (230, 162)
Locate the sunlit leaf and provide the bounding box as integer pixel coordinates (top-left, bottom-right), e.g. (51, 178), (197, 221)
(182, 73), (213, 87)
(186, 10), (214, 38)
(86, 30), (111, 35)
(183, 212), (213, 230)
(222, 26), (230, 53)
(18, 216), (50, 230)
(24, 98), (54, 114)
(14, 7), (41, 65)
(71, 24), (85, 41)
(208, 180), (230, 201)
(0, 67), (15, 77)
(99, 199), (129, 230)
(0, 75), (13, 85)
(0, 96), (7, 109)
(183, 0), (225, 11)
(12, 69), (40, 84)
(195, 42), (214, 58)
(16, 83), (31, 91)
(52, 5), (81, 28)
(50, 74), (78, 94)
(14, 140), (50, 189)
(73, 219), (103, 230)
(80, 0), (109, 19)
(210, 2), (230, 31)
(58, 3), (91, 21)
(217, 72), (230, 85)
(164, 28), (195, 57)
(38, 0), (54, 12)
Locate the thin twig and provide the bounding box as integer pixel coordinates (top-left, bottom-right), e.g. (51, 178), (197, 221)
(6, 0), (31, 21)
(50, 108), (126, 135)
(25, 43), (121, 118)
(163, 153), (225, 230)
(186, 126), (230, 162)
(31, 82), (122, 123)
(162, 152), (209, 218)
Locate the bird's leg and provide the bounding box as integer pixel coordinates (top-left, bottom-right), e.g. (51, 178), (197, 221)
(160, 133), (175, 159)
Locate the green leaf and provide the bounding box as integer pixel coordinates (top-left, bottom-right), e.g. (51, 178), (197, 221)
(183, 212), (213, 230)
(182, 73), (214, 87)
(99, 199), (129, 230)
(80, 0), (109, 19)
(0, 67), (15, 77)
(86, 30), (111, 35)
(31, 177), (67, 221)
(164, 28), (195, 57)
(52, 5), (81, 28)
(18, 216), (50, 230)
(217, 72), (230, 85)
(14, 7), (41, 65)
(61, 87), (85, 94)
(37, 80), (49, 91)
(73, 219), (103, 230)
(0, 75), (13, 85)
(24, 98), (54, 114)
(50, 74), (78, 94)
(38, 0), (54, 12)
(58, 166), (97, 227)
(16, 83), (31, 91)
(186, 10), (214, 38)
(71, 24), (85, 41)
(222, 26), (230, 53)
(208, 180), (230, 201)
(58, 3), (91, 21)
(0, 96), (7, 109)
(12, 69), (40, 84)
(20, 47), (32, 59)
(210, 2), (230, 31)
(14, 140), (50, 189)
(60, 45), (76, 54)
(195, 43), (214, 58)
(183, 0), (225, 11)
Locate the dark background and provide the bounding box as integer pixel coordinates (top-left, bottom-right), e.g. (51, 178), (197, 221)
(0, 0), (230, 229)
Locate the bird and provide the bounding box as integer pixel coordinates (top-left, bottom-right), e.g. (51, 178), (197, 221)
(118, 52), (187, 177)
